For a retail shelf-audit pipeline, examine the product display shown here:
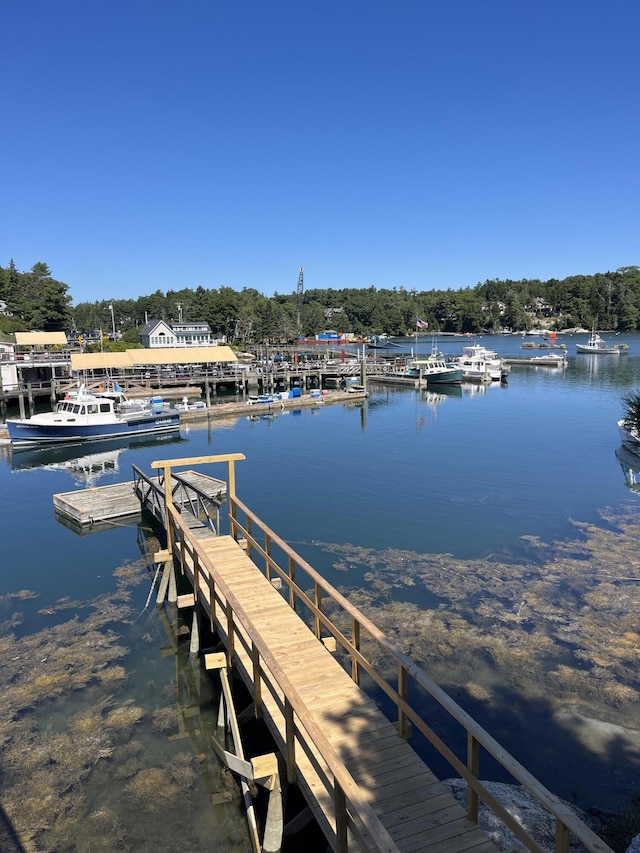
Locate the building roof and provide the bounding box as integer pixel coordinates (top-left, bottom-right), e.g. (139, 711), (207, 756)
(15, 331), (68, 346)
(138, 320), (175, 336)
(71, 346), (238, 371)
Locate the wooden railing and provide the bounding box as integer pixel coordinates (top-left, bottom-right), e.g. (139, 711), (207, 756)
(152, 453), (613, 853)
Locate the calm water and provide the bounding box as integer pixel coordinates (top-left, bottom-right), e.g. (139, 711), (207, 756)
(1, 332), (640, 847)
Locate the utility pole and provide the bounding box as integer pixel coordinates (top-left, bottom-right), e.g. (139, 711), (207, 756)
(296, 267), (304, 334)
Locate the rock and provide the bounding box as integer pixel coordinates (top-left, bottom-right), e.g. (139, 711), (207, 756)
(443, 779), (593, 853)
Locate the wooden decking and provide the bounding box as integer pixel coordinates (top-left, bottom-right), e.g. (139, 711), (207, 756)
(53, 469), (226, 528)
(180, 532), (498, 853)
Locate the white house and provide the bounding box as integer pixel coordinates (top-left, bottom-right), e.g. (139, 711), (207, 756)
(139, 320), (216, 348)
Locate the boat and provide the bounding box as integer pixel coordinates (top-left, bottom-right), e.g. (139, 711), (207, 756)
(6, 385), (181, 447)
(618, 419), (640, 452)
(576, 332), (621, 354)
(615, 445), (640, 492)
(617, 390), (640, 453)
(175, 396), (207, 411)
(529, 352), (567, 365)
(247, 393), (278, 405)
(367, 339), (402, 350)
(413, 357), (462, 385)
(452, 344), (509, 383)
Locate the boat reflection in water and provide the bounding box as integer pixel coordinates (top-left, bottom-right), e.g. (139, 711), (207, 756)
(615, 444), (640, 493)
(10, 432), (187, 487)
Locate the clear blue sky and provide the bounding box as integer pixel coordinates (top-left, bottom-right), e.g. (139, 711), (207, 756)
(2, 1), (638, 305)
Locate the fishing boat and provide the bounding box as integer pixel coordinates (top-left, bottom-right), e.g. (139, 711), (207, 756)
(6, 385), (181, 447)
(576, 332), (621, 354)
(452, 344), (509, 382)
(413, 357), (462, 385)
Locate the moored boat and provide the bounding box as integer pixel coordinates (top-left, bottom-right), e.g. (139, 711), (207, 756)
(576, 332), (621, 354)
(413, 357), (463, 385)
(6, 385), (181, 447)
(452, 344), (509, 382)
(617, 390), (640, 454)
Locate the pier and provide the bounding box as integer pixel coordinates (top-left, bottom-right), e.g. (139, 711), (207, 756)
(52, 453), (613, 853)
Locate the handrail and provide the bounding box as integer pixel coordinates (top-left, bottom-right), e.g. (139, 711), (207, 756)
(167, 502), (401, 853)
(226, 493), (613, 853)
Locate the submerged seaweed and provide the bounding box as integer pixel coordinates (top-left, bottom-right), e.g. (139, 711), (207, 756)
(315, 503), (640, 727)
(0, 557), (251, 853)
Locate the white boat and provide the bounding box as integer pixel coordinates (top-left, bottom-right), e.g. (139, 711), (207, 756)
(6, 385), (181, 447)
(618, 420), (640, 452)
(576, 332), (621, 354)
(452, 344), (508, 382)
(176, 396), (207, 411)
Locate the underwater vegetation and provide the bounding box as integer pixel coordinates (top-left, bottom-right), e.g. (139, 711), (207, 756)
(0, 560), (251, 853)
(317, 504), (640, 723)
(314, 502), (640, 824)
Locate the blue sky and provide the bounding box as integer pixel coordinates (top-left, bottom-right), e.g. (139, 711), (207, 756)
(2, 1), (638, 305)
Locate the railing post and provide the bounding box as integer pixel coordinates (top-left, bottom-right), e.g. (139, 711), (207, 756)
(466, 733), (479, 822)
(246, 516), (252, 557)
(398, 663), (409, 738)
(208, 573), (216, 631)
(227, 458), (237, 501)
(193, 550), (200, 599)
(227, 605), (235, 663)
(555, 819), (570, 853)
(288, 556), (296, 609)
(284, 698), (296, 784)
(334, 781), (348, 853)
(252, 642), (262, 718)
(265, 533), (272, 580)
(314, 581), (322, 639)
(179, 526), (186, 575)
(160, 463), (174, 552)
(352, 618), (360, 684)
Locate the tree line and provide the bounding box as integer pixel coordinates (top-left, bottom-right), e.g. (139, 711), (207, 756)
(1, 260), (639, 344)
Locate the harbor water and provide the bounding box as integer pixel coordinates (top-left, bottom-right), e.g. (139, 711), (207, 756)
(1, 331), (640, 850)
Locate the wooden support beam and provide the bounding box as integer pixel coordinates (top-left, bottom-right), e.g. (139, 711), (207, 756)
(177, 593), (196, 609)
(168, 562), (177, 603)
(322, 637), (337, 653)
(154, 549), (171, 563)
(205, 651), (227, 670)
(156, 560), (172, 606)
(251, 753), (279, 786)
(190, 609), (200, 656)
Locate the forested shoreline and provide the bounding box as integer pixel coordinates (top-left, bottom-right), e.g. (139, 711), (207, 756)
(1, 260), (639, 344)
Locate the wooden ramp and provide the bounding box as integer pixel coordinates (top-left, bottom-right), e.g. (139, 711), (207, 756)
(181, 533), (498, 853)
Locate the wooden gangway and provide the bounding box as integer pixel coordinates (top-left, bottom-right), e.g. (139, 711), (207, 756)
(147, 453), (613, 853)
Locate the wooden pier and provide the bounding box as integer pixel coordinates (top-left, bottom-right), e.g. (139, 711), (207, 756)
(55, 453), (614, 853)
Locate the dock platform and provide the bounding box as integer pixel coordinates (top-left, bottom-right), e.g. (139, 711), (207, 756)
(53, 469), (227, 528)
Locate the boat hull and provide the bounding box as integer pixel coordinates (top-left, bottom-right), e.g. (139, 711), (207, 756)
(576, 345), (620, 354)
(7, 413), (180, 447)
(425, 369), (463, 385)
